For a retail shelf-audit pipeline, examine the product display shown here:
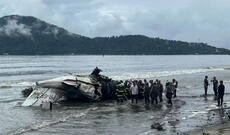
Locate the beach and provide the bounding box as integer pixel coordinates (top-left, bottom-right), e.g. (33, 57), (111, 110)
(1, 55), (230, 135)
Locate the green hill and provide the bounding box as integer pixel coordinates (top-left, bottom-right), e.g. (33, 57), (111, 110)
(0, 15), (229, 55)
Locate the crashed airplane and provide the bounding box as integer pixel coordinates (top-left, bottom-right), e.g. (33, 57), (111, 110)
(22, 68), (120, 107)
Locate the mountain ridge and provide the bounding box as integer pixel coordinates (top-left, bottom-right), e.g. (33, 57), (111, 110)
(0, 15), (229, 55)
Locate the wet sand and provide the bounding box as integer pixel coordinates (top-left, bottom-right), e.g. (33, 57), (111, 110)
(188, 121), (230, 135)
(186, 103), (230, 135)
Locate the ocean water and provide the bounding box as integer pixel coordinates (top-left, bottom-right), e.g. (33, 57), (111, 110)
(1, 55), (230, 135)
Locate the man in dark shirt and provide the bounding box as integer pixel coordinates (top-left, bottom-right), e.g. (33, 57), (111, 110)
(150, 82), (159, 105)
(144, 79), (150, 104)
(166, 82), (173, 105)
(217, 80), (225, 106)
(158, 80), (164, 102)
(204, 76), (209, 96)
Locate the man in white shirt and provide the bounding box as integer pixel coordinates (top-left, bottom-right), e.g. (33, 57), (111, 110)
(130, 80), (138, 103)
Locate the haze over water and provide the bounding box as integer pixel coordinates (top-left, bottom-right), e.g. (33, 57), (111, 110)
(1, 55), (230, 135)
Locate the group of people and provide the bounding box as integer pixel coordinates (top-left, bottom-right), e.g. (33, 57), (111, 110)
(115, 79), (178, 105)
(116, 75), (226, 107)
(204, 76), (225, 106)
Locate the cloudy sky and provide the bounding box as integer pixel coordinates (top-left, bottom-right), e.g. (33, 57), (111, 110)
(0, 0), (229, 48)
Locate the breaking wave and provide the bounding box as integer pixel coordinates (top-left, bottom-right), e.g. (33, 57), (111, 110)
(0, 65), (53, 70)
(0, 67), (226, 88)
(0, 81), (35, 89)
(112, 67), (225, 80)
(8, 113), (86, 135)
(207, 66), (230, 70)
(0, 70), (51, 77)
(6, 107), (98, 135)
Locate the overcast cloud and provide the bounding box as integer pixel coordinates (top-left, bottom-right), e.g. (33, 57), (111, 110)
(0, 0), (229, 48)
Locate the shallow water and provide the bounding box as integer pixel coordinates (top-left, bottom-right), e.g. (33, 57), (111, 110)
(1, 55), (230, 135)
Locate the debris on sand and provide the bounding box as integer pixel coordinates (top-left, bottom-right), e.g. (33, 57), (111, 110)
(151, 122), (165, 131)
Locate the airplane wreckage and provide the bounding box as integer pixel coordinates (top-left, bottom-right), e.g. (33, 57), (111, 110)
(22, 68), (122, 107)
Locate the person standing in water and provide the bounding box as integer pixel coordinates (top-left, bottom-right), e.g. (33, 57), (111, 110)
(172, 79), (178, 98)
(144, 79), (150, 104)
(166, 82), (173, 105)
(158, 80), (164, 102)
(137, 80), (144, 99)
(217, 80), (225, 106)
(130, 80), (138, 104)
(211, 76), (218, 99)
(204, 76), (209, 96)
(115, 84), (126, 103)
(150, 81), (159, 105)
